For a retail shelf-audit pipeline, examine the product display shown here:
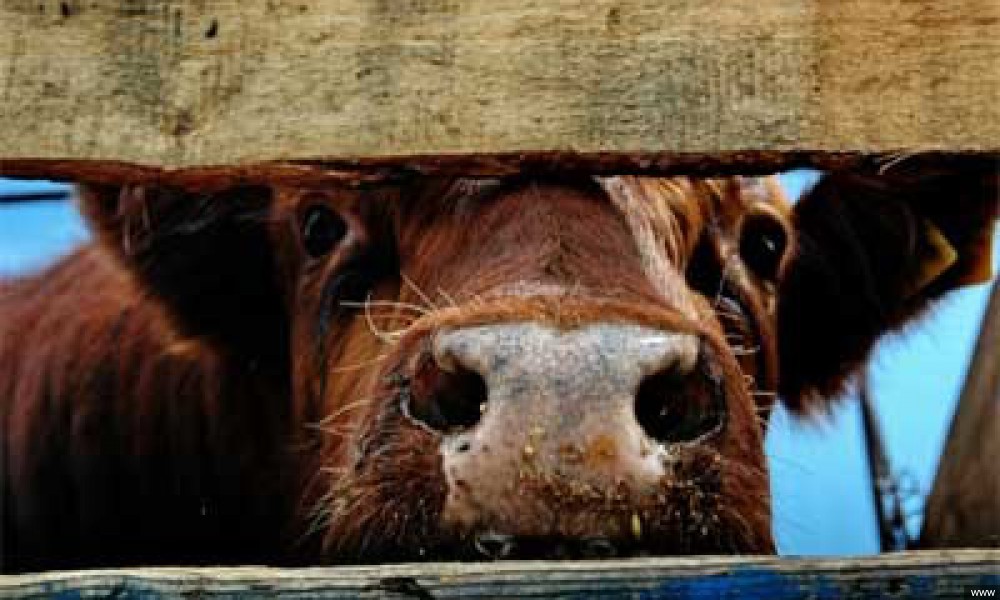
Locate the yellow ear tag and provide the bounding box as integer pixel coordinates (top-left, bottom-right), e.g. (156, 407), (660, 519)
(905, 218), (958, 298)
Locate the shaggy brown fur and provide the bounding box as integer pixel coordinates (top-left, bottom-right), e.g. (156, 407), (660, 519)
(0, 161), (995, 571)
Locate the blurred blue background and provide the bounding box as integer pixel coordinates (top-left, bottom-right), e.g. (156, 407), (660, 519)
(0, 173), (996, 556)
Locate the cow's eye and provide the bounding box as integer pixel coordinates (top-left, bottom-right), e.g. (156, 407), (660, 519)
(739, 214), (788, 281)
(301, 205), (348, 258)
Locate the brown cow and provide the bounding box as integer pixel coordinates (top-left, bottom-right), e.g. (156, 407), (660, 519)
(0, 159), (996, 572)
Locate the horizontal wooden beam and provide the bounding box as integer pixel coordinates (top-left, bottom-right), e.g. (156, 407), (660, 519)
(1, 1), (998, 183)
(1, 551), (998, 598)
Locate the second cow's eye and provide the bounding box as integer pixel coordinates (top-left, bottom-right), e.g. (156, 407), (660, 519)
(301, 205), (348, 258)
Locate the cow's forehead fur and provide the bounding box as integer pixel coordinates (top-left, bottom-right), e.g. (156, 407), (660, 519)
(406, 175), (789, 316)
(276, 174), (789, 317)
(278, 174), (787, 238)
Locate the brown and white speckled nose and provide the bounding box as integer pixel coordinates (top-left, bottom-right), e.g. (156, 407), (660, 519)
(403, 321), (724, 544)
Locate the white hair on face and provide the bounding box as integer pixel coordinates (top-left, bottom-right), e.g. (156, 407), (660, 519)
(596, 176), (701, 321)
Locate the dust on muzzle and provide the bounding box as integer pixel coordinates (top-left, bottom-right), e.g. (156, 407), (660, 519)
(400, 321), (729, 558)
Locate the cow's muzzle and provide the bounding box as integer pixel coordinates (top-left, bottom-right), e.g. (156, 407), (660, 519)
(400, 321), (727, 553)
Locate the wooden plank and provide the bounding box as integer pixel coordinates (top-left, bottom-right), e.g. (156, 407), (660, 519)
(1, 551), (997, 599)
(920, 280), (1000, 548)
(1, 1), (998, 184)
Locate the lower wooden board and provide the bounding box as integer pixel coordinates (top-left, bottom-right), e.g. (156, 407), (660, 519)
(1, 550), (998, 599)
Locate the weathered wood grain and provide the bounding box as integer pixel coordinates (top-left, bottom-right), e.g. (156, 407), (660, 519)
(921, 280), (1000, 549)
(1, 551), (998, 599)
(1, 1), (998, 183)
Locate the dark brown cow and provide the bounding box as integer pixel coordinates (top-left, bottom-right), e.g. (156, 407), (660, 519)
(0, 159), (996, 571)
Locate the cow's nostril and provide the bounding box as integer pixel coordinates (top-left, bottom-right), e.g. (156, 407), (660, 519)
(635, 360), (726, 444)
(404, 353), (487, 434)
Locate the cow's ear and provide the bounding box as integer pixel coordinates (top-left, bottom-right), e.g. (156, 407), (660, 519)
(78, 184), (287, 364)
(777, 158), (998, 412)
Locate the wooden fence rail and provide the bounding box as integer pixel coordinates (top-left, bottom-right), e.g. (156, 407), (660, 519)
(1, 1), (998, 187)
(1, 550), (998, 599)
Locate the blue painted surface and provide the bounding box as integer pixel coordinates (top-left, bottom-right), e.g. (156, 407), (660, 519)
(0, 174), (996, 557)
(637, 569), (1000, 600)
(642, 567), (841, 600)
